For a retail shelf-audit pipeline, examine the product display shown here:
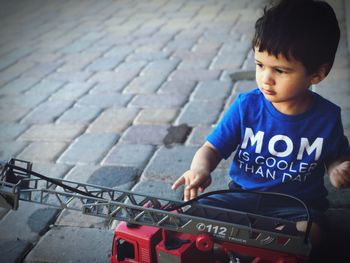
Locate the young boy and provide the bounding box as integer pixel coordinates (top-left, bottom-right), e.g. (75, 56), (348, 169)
(172, 0), (350, 249)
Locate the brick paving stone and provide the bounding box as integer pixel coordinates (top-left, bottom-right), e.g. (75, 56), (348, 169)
(21, 61), (62, 79)
(88, 107), (139, 133)
(89, 81), (127, 93)
(0, 61), (34, 87)
(158, 79), (197, 96)
(77, 92), (133, 108)
(168, 68), (221, 82)
(49, 82), (93, 101)
(24, 79), (65, 96)
(102, 143), (155, 169)
(0, 93), (48, 109)
(24, 227), (114, 263)
(120, 124), (169, 145)
(0, 123), (28, 141)
(17, 141), (67, 162)
(134, 108), (178, 124)
(132, 180), (182, 201)
(45, 70), (92, 82)
(163, 124), (192, 146)
(31, 162), (72, 179)
(85, 56), (123, 71)
(0, 238), (31, 263)
(57, 104), (102, 124)
(0, 141), (28, 160)
(57, 52), (101, 72)
(0, 201), (59, 242)
(176, 100), (224, 126)
(18, 123), (85, 142)
(129, 93), (187, 108)
(191, 80), (231, 101)
(186, 125), (213, 146)
(124, 60), (179, 94)
(141, 145), (198, 183)
(57, 133), (119, 165)
(0, 107), (30, 122)
(0, 77), (38, 95)
(21, 100), (73, 124)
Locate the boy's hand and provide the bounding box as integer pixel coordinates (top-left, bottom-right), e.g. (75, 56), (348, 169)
(328, 160), (350, 188)
(171, 170), (211, 201)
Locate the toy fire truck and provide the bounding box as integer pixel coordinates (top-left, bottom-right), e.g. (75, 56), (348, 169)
(0, 159), (312, 263)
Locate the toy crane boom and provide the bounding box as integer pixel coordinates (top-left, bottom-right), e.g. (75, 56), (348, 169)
(0, 159), (311, 263)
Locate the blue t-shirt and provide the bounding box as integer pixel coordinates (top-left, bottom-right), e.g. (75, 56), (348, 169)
(207, 88), (350, 208)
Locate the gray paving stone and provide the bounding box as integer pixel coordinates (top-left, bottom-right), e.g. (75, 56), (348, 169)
(0, 93), (48, 109)
(88, 108), (139, 133)
(57, 52), (101, 72)
(141, 145), (198, 183)
(158, 79), (197, 96)
(0, 141), (28, 161)
(134, 108), (178, 124)
(0, 77), (38, 95)
(191, 80), (231, 101)
(49, 82), (93, 101)
(129, 93), (187, 108)
(20, 100), (73, 124)
(0, 201), (59, 242)
(24, 227), (114, 263)
(24, 79), (65, 96)
(77, 92), (133, 108)
(0, 107), (30, 122)
(17, 142), (68, 163)
(169, 68), (221, 82)
(57, 104), (102, 124)
(132, 180), (182, 201)
(102, 143), (155, 169)
(0, 238), (31, 263)
(0, 123), (28, 141)
(186, 125), (213, 146)
(46, 70), (92, 82)
(176, 100), (224, 126)
(120, 124), (169, 145)
(86, 56), (123, 71)
(18, 123), (86, 142)
(58, 133), (119, 165)
(163, 124), (192, 146)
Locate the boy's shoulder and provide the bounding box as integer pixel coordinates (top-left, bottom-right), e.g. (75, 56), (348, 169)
(313, 91), (341, 114)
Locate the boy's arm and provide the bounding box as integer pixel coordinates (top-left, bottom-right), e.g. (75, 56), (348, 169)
(326, 156), (350, 188)
(172, 141), (222, 201)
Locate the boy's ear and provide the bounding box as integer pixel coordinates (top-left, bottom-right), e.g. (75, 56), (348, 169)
(310, 64), (330, 85)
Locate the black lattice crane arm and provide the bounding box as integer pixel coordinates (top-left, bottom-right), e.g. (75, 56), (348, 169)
(0, 159), (311, 257)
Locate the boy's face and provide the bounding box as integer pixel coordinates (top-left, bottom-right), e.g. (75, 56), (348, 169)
(254, 47), (323, 114)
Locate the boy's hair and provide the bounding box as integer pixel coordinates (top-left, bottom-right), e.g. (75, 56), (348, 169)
(252, 0), (340, 75)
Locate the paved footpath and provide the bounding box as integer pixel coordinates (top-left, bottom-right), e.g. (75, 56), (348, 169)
(0, 0), (349, 262)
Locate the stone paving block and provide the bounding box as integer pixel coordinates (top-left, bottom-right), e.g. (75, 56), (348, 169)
(141, 145), (198, 183)
(31, 162), (72, 179)
(124, 60), (179, 94)
(191, 80), (231, 101)
(120, 124), (169, 145)
(0, 141), (28, 161)
(46, 70), (92, 82)
(24, 79), (65, 96)
(57, 133), (119, 164)
(176, 100), (224, 126)
(186, 125), (213, 146)
(158, 79), (197, 96)
(18, 123), (85, 142)
(24, 227), (114, 263)
(20, 100), (74, 124)
(134, 108), (178, 124)
(132, 179), (182, 201)
(57, 52), (101, 72)
(169, 68), (221, 82)
(0, 238), (32, 263)
(88, 107), (139, 133)
(21, 61), (62, 79)
(77, 92), (133, 108)
(50, 82), (93, 101)
(0, 123), (28, 141)
(0, 61), (34, 87)
(0, 77), (38, 95)
(17, 141), (68, 162)
(0, 93), (48, 109)
(102, 143), (156, 169)
(163, 124), (192, 146)
(129, 93), (187, 108)
(57, 104), (102, 124)
(0, 107), (30, 122)
(89, 81), (127, 93)
(86, 56), (123, 71)
(0, 201), (59, 242)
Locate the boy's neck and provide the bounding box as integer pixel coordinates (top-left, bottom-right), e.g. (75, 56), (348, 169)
(271, 91), (314, 115)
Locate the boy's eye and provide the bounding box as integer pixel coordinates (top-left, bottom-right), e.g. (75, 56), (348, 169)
(275, 68), (285, 74)
(256, 63), (263, 68)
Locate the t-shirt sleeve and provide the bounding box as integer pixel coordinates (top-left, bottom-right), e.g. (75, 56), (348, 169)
(207, 95), (242, 159)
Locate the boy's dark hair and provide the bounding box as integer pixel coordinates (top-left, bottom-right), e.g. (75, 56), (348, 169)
(252, 0), (340, 75)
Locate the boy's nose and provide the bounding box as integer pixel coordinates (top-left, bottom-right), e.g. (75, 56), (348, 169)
(262, 71), (274, 85)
